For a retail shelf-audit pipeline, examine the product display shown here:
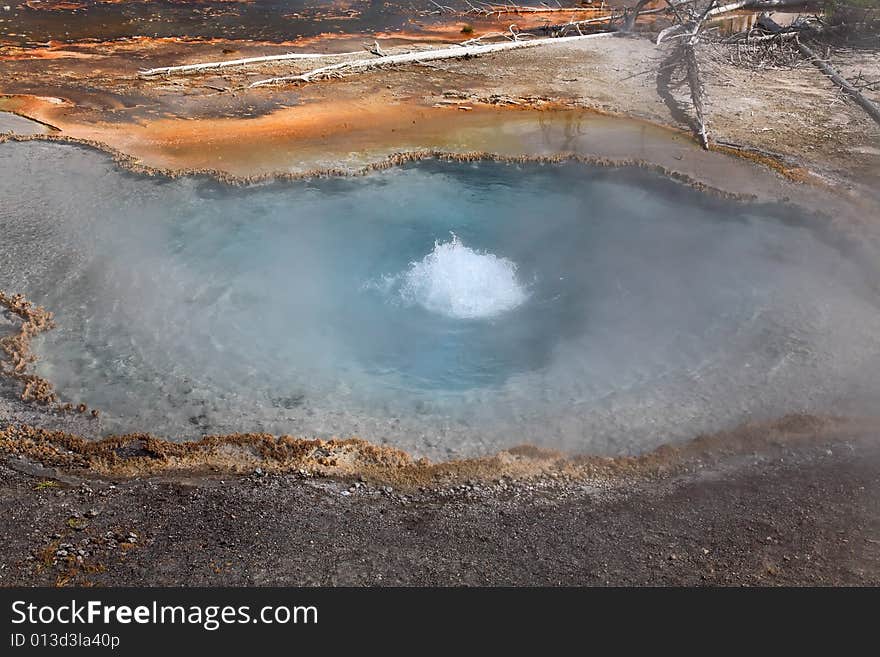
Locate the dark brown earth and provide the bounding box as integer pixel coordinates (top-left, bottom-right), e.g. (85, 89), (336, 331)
(1, 419), (878, 586)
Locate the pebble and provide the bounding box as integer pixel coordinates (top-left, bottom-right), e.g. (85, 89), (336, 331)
(340, 490), (351, 497)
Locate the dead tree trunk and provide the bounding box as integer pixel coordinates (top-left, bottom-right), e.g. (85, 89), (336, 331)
(758, 14), (880, 127)
(681, 1), (717, 149)
(683, 43), (709, 148)
(796, 38), (880, 127)
(140, 51), (365, 78)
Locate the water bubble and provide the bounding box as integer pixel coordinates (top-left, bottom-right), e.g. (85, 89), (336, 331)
(395, 233), (528, 319)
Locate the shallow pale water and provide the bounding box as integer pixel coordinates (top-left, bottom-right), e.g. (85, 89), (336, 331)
(2, 141), (879, 457)
(0, 112), (47, 136)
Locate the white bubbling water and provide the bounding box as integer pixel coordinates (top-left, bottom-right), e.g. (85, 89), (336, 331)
(397, 234), (528, 319)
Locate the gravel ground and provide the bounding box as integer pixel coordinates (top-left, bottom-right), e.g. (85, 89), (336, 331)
(1, 425), (877, 586)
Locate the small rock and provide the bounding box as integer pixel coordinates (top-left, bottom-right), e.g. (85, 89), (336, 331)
(340, 490), (351, 497)
(254, 468), (264, 476)
(86, 509), (99, 518)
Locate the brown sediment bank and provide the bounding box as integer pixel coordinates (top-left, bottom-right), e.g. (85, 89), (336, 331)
(0, 128), (773, 197)
(0, 292), (58, 406)
(0, 409), (864, 487)
(4, 107), (875, 233)
(1, 33), (877, 193)
(2, 412), (878, 586)
(0, 83), (827, 197)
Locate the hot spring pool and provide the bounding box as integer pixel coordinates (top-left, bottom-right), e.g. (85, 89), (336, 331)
(2, 141), (879, 457)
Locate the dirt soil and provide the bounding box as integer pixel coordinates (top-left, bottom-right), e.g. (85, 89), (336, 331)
(1, 415), (878, 586)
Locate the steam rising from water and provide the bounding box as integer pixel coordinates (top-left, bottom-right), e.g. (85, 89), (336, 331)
(2, 142), (880, 459)
(391, 233), (528, 319)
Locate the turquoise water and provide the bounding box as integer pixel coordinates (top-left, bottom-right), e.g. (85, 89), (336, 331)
(2, 141), (879, 457)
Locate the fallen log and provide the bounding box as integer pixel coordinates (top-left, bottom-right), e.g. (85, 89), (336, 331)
(539, 14), (620, 34)
(796, 38), (880, 126)
(139, 50), (366, 78)
(462, 14), (618, 43)
(484, 6), (610, 13)
(466, 2), (611, 15)
(757, 14), (880, 127)
(248, 32), (615, 88)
